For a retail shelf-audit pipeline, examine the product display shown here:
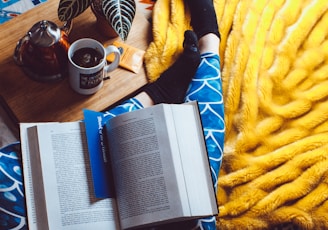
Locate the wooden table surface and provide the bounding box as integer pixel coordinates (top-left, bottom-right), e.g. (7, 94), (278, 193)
(0, 0), (151, 122)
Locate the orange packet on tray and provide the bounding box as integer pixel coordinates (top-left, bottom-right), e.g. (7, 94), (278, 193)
(106, 41), (145, 74)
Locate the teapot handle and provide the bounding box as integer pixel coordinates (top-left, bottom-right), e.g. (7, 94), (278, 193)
(13, 34), (29, 66)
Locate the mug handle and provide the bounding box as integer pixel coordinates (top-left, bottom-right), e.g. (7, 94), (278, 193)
(104, 45), (121, 73)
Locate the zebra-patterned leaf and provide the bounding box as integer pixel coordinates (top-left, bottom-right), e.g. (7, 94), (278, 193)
(102, 0), (136, 41)
(58, 0), (92, 22)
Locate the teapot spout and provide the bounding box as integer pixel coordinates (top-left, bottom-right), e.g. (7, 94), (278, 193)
(62, 20), (73, 35)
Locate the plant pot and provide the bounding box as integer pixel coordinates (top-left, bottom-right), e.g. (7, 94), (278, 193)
(91, 4), (118, 38)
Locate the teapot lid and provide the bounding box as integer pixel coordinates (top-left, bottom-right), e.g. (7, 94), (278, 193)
(28, 20), (61, 47)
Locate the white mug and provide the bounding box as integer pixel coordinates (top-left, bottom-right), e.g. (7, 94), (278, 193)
(68, 38), (121, 95)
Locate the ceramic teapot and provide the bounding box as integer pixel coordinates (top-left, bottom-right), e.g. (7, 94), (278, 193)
(14, 20), (72, 82)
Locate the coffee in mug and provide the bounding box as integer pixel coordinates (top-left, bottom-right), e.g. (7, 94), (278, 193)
(68, 38), (121, 95)
(72, 47), (103, 68)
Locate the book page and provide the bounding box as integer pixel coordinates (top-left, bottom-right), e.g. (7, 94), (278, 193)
(106, 104), (189, 229)
(170, 102), (218, 216)
(27, 126), (50, 230)
(20, 123), (46, 230)
(25, 122), (120, 230)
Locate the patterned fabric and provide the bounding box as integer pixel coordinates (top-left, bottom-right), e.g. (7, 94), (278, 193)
(185, 53), (223, 230)
(186, 53), (224, 189)
(0, 142), (26, 230)
(102, 98), (144, 118)
(0, 0), (47, 24)
(0, 52), (223, 230)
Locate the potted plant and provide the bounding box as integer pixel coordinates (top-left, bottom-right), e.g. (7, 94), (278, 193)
(57, 0), (136, 41)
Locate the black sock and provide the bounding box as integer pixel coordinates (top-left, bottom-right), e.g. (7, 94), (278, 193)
(186, 0), (220, 39)
(144, 30), (200, 104)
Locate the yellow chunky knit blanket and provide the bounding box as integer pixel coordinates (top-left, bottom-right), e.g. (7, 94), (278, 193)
(144, 0), (328, 229)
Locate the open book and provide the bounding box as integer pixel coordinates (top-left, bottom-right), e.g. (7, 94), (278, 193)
(20, 101), (218, 230)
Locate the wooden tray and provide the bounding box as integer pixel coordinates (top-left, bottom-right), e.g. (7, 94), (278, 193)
(0, 0), (150, 122)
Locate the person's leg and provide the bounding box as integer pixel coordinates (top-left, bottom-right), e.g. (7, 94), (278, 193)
(187, 0), (220, 40)
(143, 30), (200, 104)
(185, 36), (223, 230)
(187, 33), (222, 182)
(104, 30), (200, 119)
(183, 0), (224, 229)
(199, 33), (220, 54)
(134, 34), (220, 112)
(106, 29), (200, 116)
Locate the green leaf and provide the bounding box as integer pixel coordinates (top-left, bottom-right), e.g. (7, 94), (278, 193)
(58, 0), (92, 21)
(102, 0), (136, 41)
